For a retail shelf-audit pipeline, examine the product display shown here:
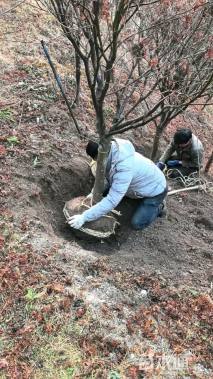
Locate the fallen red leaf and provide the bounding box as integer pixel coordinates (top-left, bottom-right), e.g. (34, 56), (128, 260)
(128, 366), (139, 379)
(0, 235), (5, 249)
(193, 0), (206, 11)
(31, 311), (44, 323)
(76, 307), (86, 318)
(17, 324), (35, 335)
(41, 304), (54, 314)
(205, 48), (213, 59)
(0, 145), (6, 157)
(44, 322), (53, 334)
(0, 358), (8, 369)
(59, 297), (72, 311)
(149, 57), (158, 67)
(48, 283), (64, 293)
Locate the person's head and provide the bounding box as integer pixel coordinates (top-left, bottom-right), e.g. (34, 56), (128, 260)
(86, 140), (99, 160)
(174, 128), (192, 148)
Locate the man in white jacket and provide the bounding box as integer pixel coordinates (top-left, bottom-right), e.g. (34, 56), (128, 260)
(68, 138), (167, 231)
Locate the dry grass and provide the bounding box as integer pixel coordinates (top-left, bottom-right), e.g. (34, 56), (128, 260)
(31, 334), (82, 379)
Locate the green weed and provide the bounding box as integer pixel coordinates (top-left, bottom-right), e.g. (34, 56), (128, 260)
(25, 288), (43, 302)
(65, 367), (75, 378)
(6, 136), (19, 146)
(109, 371), (121, 379)
(0, 109), (14, 122)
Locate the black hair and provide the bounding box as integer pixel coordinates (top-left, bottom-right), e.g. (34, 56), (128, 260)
(174, 128), (192, 145)
(86, 140), (99, 159)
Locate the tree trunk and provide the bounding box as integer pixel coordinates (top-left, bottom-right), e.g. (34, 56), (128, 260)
(93, 136), (111, 204)
(150, 126), (164, 161)
(204, 150), (213, 173)
(92, 109), (111, 203)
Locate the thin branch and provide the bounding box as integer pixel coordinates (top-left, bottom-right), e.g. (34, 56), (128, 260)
(0, 0), (26, 17)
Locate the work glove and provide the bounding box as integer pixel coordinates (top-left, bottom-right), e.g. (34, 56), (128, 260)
(68, 214), (85, 229)
(156, 161), (166, 171)
(167, 160), (182, 167)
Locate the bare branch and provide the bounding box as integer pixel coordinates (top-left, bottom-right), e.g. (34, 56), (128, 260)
(0, 0), (26, 17)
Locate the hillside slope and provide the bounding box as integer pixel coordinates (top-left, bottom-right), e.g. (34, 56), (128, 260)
(0, 2), (213, 378)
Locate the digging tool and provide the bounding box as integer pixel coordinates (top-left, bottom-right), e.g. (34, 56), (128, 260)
(168, 184), (213, 196)
(41, 40), (82, 137)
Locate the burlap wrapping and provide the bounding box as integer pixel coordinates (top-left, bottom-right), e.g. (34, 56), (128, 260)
(63, 196), (119, 238)
(90, 160), (97, 177)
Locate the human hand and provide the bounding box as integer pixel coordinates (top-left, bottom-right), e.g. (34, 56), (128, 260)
(156, 161), (166, 171)
(68, 214), (85, 229)
(167, 160), (182, 167)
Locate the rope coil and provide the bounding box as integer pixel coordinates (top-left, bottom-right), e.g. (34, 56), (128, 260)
(166, 168), (213, 194)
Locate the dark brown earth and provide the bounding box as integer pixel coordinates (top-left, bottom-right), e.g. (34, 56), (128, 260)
(2, 145), (212, 290)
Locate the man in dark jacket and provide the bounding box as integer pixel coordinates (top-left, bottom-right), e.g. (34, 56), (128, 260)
(157, 128), (204, 176)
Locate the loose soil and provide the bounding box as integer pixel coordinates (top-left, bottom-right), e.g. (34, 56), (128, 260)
(2, 151), (212, 289)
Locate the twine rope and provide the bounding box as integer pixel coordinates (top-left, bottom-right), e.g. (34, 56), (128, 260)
(166, 169), (213, 194)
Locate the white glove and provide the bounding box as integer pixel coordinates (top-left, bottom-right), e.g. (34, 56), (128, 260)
(68, 214), (85, 229)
